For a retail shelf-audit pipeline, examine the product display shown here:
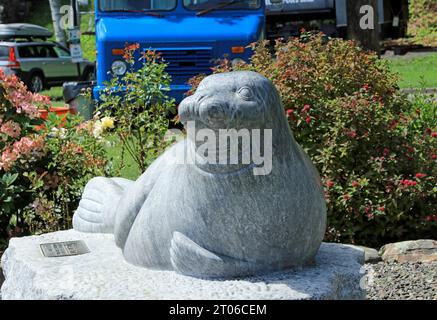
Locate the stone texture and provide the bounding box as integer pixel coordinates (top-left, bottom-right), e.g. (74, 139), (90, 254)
(357, 246), (381, 263)
(365, 261), (437, 300)
(1, 230), (366, 300)
(72, 71), (327, 279)
(380, 240), (437, 263)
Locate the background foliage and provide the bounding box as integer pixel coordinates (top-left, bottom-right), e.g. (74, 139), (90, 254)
(189, 33), (437, 247)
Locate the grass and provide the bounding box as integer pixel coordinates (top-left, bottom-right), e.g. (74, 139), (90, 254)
(387, 53), (437, 89)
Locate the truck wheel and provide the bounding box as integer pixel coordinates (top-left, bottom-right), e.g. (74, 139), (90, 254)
(28, 73), (44, 93)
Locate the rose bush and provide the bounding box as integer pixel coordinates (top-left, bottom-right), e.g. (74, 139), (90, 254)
(189, 33), (436, 247)
(97, 44), (175, 173)
(0, 70), (109, 249)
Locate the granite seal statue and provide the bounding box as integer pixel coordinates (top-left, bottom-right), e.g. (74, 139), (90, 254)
(73, 71), (327, 279)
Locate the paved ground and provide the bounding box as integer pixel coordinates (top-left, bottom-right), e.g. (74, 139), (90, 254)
(382, 48), (437, 60)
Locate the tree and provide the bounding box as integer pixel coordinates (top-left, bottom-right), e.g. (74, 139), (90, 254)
(49, 0), (67, 46)
(346, 0), (380, 53)
(0, 0), (32, 24)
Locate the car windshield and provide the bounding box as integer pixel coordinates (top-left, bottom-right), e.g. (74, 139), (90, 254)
(99, 0), (177, 12)
(184, 0), (261, 11)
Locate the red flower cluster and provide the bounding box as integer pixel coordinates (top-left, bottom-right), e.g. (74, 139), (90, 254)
(326, 180), (335, 188)
(400, 179), (417, 187)
(425, 215), (437, 222)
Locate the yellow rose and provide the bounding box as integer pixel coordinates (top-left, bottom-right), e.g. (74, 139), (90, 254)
(101, 117), (115, 130)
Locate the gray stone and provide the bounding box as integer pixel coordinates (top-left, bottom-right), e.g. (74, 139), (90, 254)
(380, 240), (437, 263)
(357, 246), (381, 263)
(1, 230), (366, 300)
(72, 71), (327, 279)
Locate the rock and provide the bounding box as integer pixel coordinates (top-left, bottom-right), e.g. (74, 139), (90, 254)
(1, 230), (366, 300)
(357, 246), (381, 263)
(72, 71), (327, 279)
(380, 240), (437, 263)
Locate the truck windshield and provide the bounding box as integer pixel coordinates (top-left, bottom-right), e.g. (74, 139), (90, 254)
(99, 0), (177, 12)
(184, 0), (261, 11)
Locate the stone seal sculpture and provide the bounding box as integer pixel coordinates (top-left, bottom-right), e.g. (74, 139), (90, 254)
(73, 71), (327, 279)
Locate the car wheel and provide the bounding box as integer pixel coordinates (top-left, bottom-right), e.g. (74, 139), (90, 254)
(82, 69), (95, 82)
(28, 74), (44, 93)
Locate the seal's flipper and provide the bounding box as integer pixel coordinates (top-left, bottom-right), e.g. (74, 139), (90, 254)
(170, 232), (262, 279)
(73, 177), (128, 234)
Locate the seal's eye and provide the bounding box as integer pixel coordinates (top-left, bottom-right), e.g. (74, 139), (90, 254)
(237, 86), (254, 101)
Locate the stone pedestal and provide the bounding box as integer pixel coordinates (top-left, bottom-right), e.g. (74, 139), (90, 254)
(1, 230), (366, 300)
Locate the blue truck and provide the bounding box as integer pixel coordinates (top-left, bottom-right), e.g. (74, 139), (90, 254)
(92, 0), (408, 103)
(94, 0), (265, 102)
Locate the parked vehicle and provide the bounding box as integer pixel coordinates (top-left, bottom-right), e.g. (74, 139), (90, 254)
(0, 23), (95, 93)
(93, 0), (409, 102)
(94, 0), (265, 102)
(265, 0), (409, 41)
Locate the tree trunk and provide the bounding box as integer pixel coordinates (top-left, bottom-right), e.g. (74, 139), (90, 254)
(346, 0), (380, 54)
(49, 0), (67, 46)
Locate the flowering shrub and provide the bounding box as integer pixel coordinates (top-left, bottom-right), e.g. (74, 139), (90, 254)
(0, 70), (108, 248)
(189, 33), (436, 247)
(97, 44), (175, 173)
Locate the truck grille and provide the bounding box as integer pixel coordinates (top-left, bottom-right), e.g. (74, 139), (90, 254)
(151, 47), (214, 85)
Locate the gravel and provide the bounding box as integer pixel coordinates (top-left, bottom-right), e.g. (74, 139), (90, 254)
(365, 261), (437, 300)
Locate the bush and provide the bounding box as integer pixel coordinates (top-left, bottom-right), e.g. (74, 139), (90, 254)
(97, 44), (175, 173)
(0, 70), (108, 249)
(189, 33), (436, 247)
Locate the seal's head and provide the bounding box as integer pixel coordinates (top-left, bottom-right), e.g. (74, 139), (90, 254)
(179, 71), (286, 131)
(179, 71), (293, 174)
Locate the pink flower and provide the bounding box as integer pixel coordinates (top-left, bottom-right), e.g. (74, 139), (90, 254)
(326, 180), (334, 188)
(305, 116), (312, 124)
(0, 120), (21, 139)
(343, 193), (351, 201)
(286, 109), (296, 121)
(378, 207), (385, 212)
(301, 105), (311, 113)
(383, 148), (390, 156)
(13, 137), (43, 156)
(347, 130), (357, 138)
(33, 94), (51, 105)
(432, 132), (437, 138)
(0, 148), (18, 171)
(351, 181), (359, 188)
(415, 173), (427, 179)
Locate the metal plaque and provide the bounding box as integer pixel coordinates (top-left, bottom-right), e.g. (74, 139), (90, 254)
(40, 240), (90, 258)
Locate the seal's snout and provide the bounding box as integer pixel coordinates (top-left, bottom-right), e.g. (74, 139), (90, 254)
(178, 94), (196, 124)
(179, 93), (232, 127)
(199, 99), (230, 127)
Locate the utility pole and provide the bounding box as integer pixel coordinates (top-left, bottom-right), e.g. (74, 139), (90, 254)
(68, 0), (83, 77)
(49, 0), (67, 46)
(346, 0), (380, 54)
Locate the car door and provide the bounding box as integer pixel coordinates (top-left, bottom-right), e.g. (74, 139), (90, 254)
(17, 45), (57, 79)
(52, 45), (80, 80)
(31, 45), (61, 81)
